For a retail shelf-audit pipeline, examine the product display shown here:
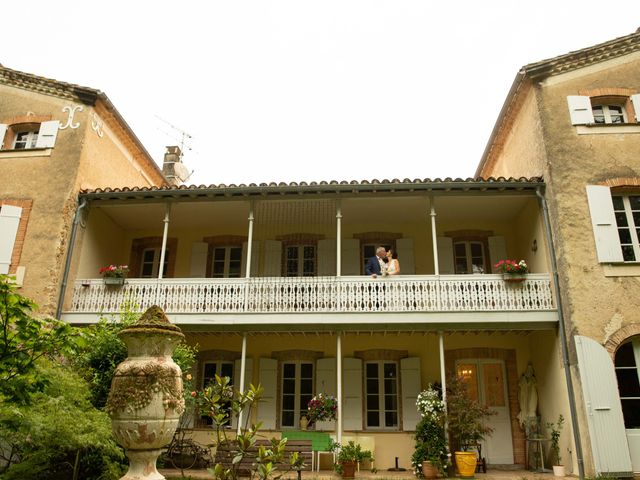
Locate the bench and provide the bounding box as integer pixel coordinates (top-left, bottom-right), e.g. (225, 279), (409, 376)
(214, 439), (313, 475)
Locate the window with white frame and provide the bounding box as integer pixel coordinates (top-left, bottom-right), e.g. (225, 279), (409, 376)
(211, 246), (242, 278)
(0, 121), (59, 150)
(365, 361), (399, 429)
(140, 247), (169, 278)
(614, 339), (640, 429)
(453, 241), (486, 274)
(567, 95), (640, 126)
(284, 245), (316, 277)
(612, 195), (640, 262)
(280, 361), (314, 428)
(593, 104), (626, 124)
(13, 130), (39, 149)
(201, 361), (234, 426)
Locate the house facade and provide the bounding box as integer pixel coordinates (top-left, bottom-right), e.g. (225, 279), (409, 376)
(59, 179), (562, 470)
(0, 65), (167, 314)
(478, 29), (640, 477)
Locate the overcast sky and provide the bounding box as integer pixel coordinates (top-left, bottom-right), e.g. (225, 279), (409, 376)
(3, 2), (640, 185)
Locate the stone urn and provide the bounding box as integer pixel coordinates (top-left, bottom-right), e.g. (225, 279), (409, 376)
(106, 305), (185, 480)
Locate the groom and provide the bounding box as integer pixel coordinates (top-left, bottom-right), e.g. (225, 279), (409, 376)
(365, 246), (387, 278)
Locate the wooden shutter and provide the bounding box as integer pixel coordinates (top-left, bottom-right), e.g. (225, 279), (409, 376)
(189, 242), (208, 277)
(315, 358), (337, 431)
(631, 94), (640, 122)
(396, 238), (415, 274)
(436, 236), (454, 274)
(0, 205), (22, 274)
(256, 358), (277, 430)
(317, 239), (336, 276)
(586, 185), (624, 263)
(342, 357), (363, 431)
(232, 358), (254, 429)
(488, 235), (507, 272)
(241, 241), (260, 277)
(35, 120), (60, 148)
(401, 357), (421, 431)
(263, 240), (282, 277)
(341, 238), (360, 275)
(567, 96), (594, 125)
(0, 124), (7, 149)
(575, 336), (633, 476)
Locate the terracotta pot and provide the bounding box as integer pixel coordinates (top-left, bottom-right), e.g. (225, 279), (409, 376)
(341, 460), (357, 478)
(422, 460), (439, 479)
(107, 306), (185, 480)
(503, 273), (527, 283)
(553, 465), (565, 477)
(454, 451), (477, 478)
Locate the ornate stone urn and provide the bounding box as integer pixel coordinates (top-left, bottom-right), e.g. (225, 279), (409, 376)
(106, 306), (185, 480)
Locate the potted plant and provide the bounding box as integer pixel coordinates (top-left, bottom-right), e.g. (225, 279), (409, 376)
(306, 392), (338, 428)
(547, 414), (565, 477)
(412, 384), (447, 479)
(494, 259), (528, 282)
(331, 440), (373, 478)
(446, 375), (495, 478)
(100, 264), (129, 285)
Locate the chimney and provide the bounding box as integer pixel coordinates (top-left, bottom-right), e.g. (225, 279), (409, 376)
(162, 146), (190, 186)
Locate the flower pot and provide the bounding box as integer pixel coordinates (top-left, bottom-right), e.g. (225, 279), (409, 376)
(104, 277), (125, 286)
(340, 461), (357, 478)
(553, 465), (565, 477)
(503, 273), (526, 283)
(455, 451), (477, 478)
(422, 460), (439, 479)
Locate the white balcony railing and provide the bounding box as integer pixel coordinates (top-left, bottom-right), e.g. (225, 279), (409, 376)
(68, 274), (554, 314)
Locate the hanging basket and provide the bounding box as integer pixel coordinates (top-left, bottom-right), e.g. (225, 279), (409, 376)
(503, 273), (527, 283)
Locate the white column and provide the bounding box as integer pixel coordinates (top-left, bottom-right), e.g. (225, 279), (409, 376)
(237, 333), (248, 434)
(439, 331), (448, 444)
(158, 203), (171, 279)
(337, 332), (343, 445)
(336, 201), (342, 277)
(430, 196), (439, 275)
(245, 202), (255, 278)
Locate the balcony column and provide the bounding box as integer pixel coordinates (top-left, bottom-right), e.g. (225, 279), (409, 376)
(430, 196), (439, 275)
(336, 200), (342, 276)
(245, 201), (255, 278)
(158, 203), (171, 279)
(336, 332), (343, 445)
(439, 331), (448, 444)
(237, 332), (248, 434)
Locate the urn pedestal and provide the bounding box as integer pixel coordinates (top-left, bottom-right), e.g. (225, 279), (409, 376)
(107, 305), (185, 480)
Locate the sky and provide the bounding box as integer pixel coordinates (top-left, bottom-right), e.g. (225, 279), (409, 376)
(3, 1), (640, 185)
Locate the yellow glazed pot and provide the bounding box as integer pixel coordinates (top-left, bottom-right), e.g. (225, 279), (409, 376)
(455, 451), (477, 478)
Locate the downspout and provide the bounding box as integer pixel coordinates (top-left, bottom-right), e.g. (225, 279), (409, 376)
(536, 187), (585, 480)
(56, 198), (88, 319)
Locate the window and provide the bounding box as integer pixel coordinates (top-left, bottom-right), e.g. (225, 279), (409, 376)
(284, 245), (316, 277)
(614, 340), (640, 429)
(0, 120), (59, 150)
(612, 195), (640, 261)
(201, 361), (234, 426)
(365, 361), (398, 429)
(567, 94), (640, 126)
(362, 243), (392, 273)
(129, 237), (177, 278)
(453, 241), (486, 274)
(280, 361), (314, 428)
(211, 246), (242, 278)
(140, 247), (169, 278)
(13, 130), (39, 149)
(593, 104), (626, 124)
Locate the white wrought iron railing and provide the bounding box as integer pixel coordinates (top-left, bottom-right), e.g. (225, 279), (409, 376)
(68, 274), (554, 314)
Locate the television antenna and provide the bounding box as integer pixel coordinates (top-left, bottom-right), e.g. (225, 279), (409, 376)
(154, 115), (194, 155)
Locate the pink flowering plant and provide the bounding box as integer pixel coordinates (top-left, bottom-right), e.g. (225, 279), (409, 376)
(494, 259), (528, 275)
(307, 393), (338, 422)
(99, 264), (129, 278)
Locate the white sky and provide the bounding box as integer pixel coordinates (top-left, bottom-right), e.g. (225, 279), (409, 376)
(3, 2), (640, 185)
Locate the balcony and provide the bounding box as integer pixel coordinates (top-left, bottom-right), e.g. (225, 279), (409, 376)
(67, 274), (554, 321)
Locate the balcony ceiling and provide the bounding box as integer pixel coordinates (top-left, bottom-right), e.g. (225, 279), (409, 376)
(96, 195), (533, 230)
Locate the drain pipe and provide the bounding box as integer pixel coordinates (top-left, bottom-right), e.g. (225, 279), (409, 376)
(536, 187), (585, 480)
(56, 198), (88, 319)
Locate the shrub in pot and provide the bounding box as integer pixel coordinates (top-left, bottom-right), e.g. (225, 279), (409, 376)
(547, 414), (565, 477)
(412, 384), (447, 478)
(331, 440), (373, 478)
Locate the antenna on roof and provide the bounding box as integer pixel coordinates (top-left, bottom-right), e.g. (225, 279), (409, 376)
(154, 115), (193, 156)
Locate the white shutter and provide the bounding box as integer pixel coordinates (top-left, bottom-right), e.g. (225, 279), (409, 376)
(0, 124), (7, 149)
(396, 238), (414, 274)
(35, 120), (60, 148)
(0, 205), (22, 274)
(341, 238), (360, 275)
(241, 241), (260, 277)
(401, 357), (421, 431)
(315, 358), (337, 431)
(567, 96), (594, 125)
(317, 239), (336, 276)
(586, 185), (624, 263)
(189, 242), (208, 277)
(232, 358), (254, 429)
(256, 358), (277, 430)
(631, 94), (640, 122)
(488, 235), (507, 272)
(436, 236), (454, 274)
(575, 336), (633, 476)
(342, 357), (363, 431)
(263, 240), (282, 277)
